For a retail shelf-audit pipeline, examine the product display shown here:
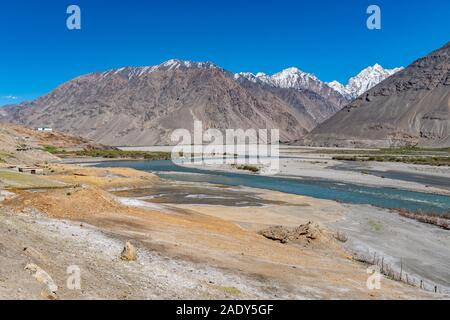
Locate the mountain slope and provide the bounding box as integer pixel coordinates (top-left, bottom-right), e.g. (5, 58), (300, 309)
(235, 64), (400, 120)
(328, 64), (403, 100)
(305, 42), (450, 148)
(0, 123), (94, 165)
(0, 60), (347, 146)
(0, 60), (405, 147)
(235, 68), (348, 123)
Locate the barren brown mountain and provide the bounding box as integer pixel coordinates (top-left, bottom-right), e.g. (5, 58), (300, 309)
(304, 42), (450, 147)
(0, 60), (347, 146)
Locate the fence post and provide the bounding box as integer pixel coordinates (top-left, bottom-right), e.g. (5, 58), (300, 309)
(400, 258), (403, 281)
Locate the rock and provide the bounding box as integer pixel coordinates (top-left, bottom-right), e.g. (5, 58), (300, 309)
(120, 241), (137, 261)
(259, 222), (326, 247)
(290, 222), (321, 242)
(25, 263), (58, 300)
(259, 226), (291, 243)
(41, 286), (59, 300)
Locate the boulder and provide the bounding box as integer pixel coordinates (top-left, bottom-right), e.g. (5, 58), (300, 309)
(259, 222), (325, 247)
(120, 241), (137, 261)
(24, 263), (58, 300)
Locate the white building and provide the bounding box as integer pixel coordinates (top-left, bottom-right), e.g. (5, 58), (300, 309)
(37, 127), (53, 132)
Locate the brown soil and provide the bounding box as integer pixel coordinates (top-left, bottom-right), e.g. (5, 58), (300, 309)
(42, 164), (160, 190)
(259, 222), (333, 248)
(0, 164), (441, 299)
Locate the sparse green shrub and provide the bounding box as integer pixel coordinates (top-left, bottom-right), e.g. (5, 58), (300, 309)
(235, 165), (260, 173)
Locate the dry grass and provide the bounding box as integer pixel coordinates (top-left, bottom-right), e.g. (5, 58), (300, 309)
(42, 164), (160, 190)
(0, 170), (67, 189)
(332, 155), (450, 166)
(396, 209), (450, 230)
(208, 284), (242, 297)
(232, 164), (260, 173)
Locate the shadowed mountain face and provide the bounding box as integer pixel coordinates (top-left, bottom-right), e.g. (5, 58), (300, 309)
(305, 42), (450, 148)
(328, 64), (404, 100)
(235, 68), (347, 124)
(0, 60), (348, 146)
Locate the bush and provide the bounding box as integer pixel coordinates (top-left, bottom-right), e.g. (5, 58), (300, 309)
(235, 165), (260, 173)
(43, 146), (172, 160)
(397, 209), (450, 230)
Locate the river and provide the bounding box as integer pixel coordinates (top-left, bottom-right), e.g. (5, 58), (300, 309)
(94, 160), (450, 215)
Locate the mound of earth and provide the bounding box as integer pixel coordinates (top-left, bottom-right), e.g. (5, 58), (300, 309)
(42, 164), (160, 190)
(2, 186), (125, 220)
(259, 222), (330, 248)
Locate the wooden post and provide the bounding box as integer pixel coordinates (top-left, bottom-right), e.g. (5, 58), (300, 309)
(400, 258), (403, 281)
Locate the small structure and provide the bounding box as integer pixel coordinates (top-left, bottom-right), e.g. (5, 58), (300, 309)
(37, 127), (53, 132)
(16, 144), (32, 151)
(18, 167), (44, 175)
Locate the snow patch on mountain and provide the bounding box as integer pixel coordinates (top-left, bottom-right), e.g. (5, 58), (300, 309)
(328, 64), (403, 99)
(99, 59), (219, 80)
(97, 60), (401, 103)
(271, 68), (321, 89)
(234, 66), (351, 109)
(327, 81), (348, 97)
(235, 67), (322, 89)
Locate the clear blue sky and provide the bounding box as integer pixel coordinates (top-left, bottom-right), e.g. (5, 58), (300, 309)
(0, 0), (448, 106)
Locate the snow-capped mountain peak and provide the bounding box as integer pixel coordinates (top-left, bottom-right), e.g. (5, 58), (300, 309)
(327, 81), (348, 98)
(328, 64), (404, 99)
(271, 67), (320, 89)
(99, 60), (401, 103)
(235, 67), (323, 91)
(234, 72), (269, 83)
(158, 59), (218, 71)
(99, 59), (219, 80)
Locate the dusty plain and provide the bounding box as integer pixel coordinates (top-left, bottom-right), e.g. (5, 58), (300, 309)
(0, 136), (449, 299)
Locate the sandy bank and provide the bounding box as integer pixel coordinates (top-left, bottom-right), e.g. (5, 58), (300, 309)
(0, 164), (442, 299)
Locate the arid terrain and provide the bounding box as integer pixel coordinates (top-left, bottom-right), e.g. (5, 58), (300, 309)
(0, 0), (448, 304)
(0, 165), (442, 300)
(0, 123), (101, 166)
